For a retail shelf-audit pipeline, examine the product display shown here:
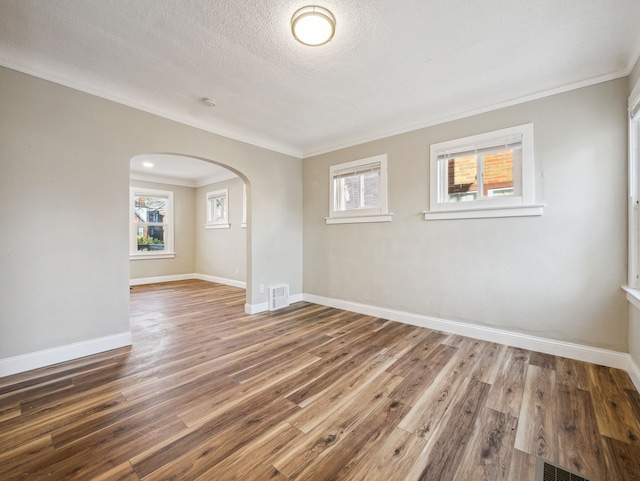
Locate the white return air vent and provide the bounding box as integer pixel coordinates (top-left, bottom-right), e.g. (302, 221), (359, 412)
(269, 284), (289, 311)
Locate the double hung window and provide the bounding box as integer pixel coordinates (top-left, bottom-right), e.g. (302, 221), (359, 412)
(130, 187), (174, 258)
(206, 188), (229, 229)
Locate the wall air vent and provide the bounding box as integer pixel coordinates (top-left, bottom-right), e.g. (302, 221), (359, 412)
(269, 284), (289, 311)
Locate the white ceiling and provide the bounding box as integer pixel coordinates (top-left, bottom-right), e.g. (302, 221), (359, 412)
(1, 0), (639, 158)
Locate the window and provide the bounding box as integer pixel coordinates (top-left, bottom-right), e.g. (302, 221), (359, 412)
(130, 187), (174, 259)
(206, 188), (229, 229)
(425, 123), (543, 220)
(628, 92), (640, 287)
(326, 154), (392, 224)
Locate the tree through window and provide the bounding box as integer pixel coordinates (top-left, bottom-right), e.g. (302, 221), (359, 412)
(130, 187), (174, 258)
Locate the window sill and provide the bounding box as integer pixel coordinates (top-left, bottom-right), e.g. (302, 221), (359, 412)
(205, 223), (230, 229)
(325, 213), (393, 225)
(130, 253), (176, 260)
(623, 286), (640, 311)
(423, 204), (544, 221)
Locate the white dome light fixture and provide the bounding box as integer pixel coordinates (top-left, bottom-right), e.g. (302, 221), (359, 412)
(291, 5), (335, 47)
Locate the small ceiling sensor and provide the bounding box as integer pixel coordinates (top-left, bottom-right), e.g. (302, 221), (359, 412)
(202, 98), (216, 108)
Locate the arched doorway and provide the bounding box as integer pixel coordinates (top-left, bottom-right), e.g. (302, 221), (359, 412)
(129, 153), (250, 301)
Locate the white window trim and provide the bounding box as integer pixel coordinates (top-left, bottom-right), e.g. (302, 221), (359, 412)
(241, 183), (247, 228)
(424, 204), (543, 220)
(325, 154), (392, 225)
(205, 188), (230, 229)
(130, 187), (175, 260)
(627, 80), (640, 288)
(326, 213), (393, 224)
(425, 123), (543, 221)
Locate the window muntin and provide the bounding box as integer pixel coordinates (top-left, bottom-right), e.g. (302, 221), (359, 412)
(206, 188), (229, 228)
(130, 187), (174, 258)
(327, 154), (391, 223)
(426, 124), (541, 220)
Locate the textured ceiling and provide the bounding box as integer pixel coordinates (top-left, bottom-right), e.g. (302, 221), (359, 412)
(1, 0), (640, 158)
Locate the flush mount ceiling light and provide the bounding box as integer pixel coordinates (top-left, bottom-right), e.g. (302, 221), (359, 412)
(291, 5), (335, 46)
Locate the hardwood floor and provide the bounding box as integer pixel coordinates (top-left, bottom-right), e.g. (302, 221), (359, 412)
(1, 279), (640, 480)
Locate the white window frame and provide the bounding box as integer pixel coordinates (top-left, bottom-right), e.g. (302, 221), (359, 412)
(627, 83), (640, 289)
(130, 187), (175, 260)
(424, 123), (543, 220)
(325, 154), (392, 224)
(206, 188), (230, 229)
(241, 183), (247, 229)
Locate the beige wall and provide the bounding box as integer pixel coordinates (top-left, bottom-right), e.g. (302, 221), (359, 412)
(0, 61), (633, 365)
(196, 177), (247, 283)
(0, 66), (302, 359)
(304, 79), (629, 351)
(129, 179), (196, 280)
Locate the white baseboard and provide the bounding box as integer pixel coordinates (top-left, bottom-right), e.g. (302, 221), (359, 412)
(245, 293), (304, 315)
(132, 275), (303, 314)
(130, 273), (196, 286)
(629, 356), (640, 393)
(0, 331), (132, 377)
(245, 302), (268, 314)
(302, 293), (630, 371)
(130, 273), (246, 289)
(194, 273), (246, 289)
(289, 293), (303, 304)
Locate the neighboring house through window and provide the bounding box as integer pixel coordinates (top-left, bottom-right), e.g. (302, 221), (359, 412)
(130, 187), (175, 259)
(326, 154), (392, 224)
(425, 123), (543, 220)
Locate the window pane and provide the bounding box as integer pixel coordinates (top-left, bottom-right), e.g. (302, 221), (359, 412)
(362, 172), (379, 208)
(447, 155), (477, 202)
(209, 196), (226, 222)
(136, 225), (166, 252)
(336, 176), (359, 211)
(215, 196), (225, 220)
(206, 190), (228, 225)
(135, 196), (167, 223)
(344, 176), (360, 210)
(483, 150), (514, 196)
(335, 172), (380, 211)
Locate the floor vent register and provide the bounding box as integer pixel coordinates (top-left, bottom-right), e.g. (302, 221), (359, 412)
(535, 458), (596, 481)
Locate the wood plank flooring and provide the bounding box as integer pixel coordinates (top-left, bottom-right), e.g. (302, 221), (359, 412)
(1, 279), (640, 480)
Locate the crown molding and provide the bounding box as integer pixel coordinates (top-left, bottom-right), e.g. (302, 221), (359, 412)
(1, 59), (634, 162)
(301, 69), (631, 158)
(0, 60), (303, 159)
(129, 170), (238, 188)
